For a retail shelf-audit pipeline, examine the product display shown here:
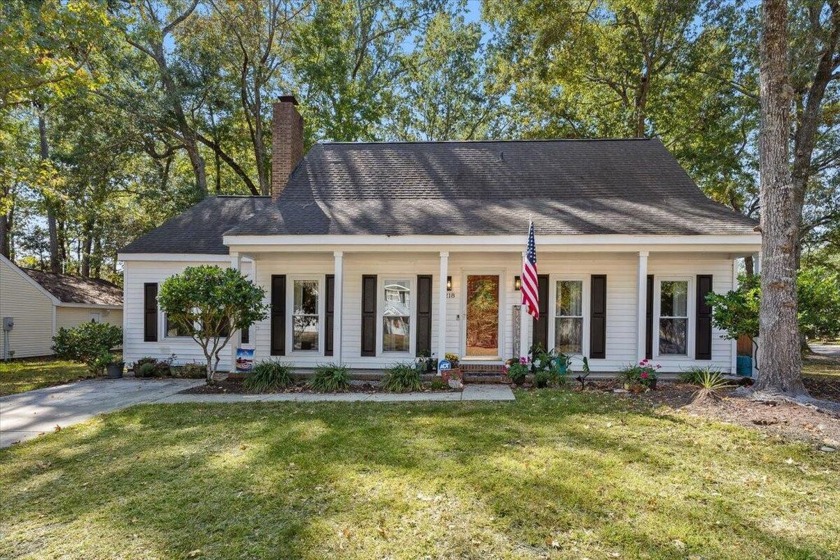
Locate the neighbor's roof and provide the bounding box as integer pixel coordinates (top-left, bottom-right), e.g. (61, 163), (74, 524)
(23, 269), (123, 306)
(227, 138), (758, 237)
(120, 196), (273, 254)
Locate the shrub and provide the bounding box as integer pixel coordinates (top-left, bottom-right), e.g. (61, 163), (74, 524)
(534, 369), (552, 388)
(136, 362), (160, 378)
(52, 322), (123, 374)
(175, 363), (208, 379)
(428, 378), (447, 391)
(382, 363), (422, 392)
(505, 357), (529, 385)
(133, 356), (171, 377)
(244, 360), (292, 392)
(310, 363), (350, 392)
(444, 353), (460, 367)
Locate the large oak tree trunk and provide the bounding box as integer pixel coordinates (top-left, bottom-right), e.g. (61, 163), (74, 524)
(37, 110), (61, 274)
(754, 0), (806, 396)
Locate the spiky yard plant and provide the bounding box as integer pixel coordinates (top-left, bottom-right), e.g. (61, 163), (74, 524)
(310, 363), (350, 392)
(382, 363), (422, 393)
(244, 361), (292, 392)
(692, 369), (733, 404)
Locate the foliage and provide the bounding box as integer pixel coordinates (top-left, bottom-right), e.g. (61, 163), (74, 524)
(133, 356), (172, 378)
(428, 377), (447, 390)
(51, 321), (122, 374)
(708, 271), (840, 345)
(505, 357), (529, 385)
(534, 369), (552, 388)
(619, 359), (660, 389)
(173, 363), (208, 379)
(157, 265), (268, 381)
(444, 353), (460, 366)
(797, 266), (840, 341)
(382, 363), (422, 393)
(680, 366), (724, 385)
(691, 368), (733, 403)
(244, 360), (293, 392)
(310, 363), (350, 392)
(575, 356), (591, 390)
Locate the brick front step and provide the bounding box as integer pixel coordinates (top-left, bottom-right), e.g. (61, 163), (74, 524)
(463, 373), (511, 384)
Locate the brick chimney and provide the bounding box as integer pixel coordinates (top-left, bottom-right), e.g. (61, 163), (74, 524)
(271, 95), (304, 200)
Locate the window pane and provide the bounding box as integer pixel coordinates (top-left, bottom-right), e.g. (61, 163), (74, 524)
(166, 316), (190, 337)
(382, 280), (410, 352)
(661, 281), (688, 317)
(294, 280), (319, 315)
(556, 280), (583, 316)
(293, 315), (319, 351)
(383, 317), (410, 352)
(555, 317), (583, 354)
(659, 318), (687, 354)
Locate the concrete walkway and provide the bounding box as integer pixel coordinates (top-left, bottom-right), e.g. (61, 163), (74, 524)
(0, 380), (515, 448)
(0, 378), (202, 448)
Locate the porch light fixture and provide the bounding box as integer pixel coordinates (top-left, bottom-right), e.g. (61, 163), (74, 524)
(514, 276), (521, 291)
(446, 276), (452, 291)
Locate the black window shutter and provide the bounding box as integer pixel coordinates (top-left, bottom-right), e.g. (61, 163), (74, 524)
(416, 275), (433, 356)
(532, 275), (549, 350)
(325, 274), (335, 356)
(696, 275), (713, 360)
(143, 283), (158, 342)
(241, 326), (250, 344)
(361, 275), (377, 357)
(645, 275), (654, 360)
(590, 275), (607, 359)
(270, 275), (286, 356)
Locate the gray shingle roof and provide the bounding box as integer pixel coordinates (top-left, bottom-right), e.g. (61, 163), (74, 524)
(227, 139), (757, 237)
(120, 196), (272, 254)
(24, 269), (123, 306)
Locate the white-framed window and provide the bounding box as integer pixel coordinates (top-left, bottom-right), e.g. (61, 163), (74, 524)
(554, 279), (585, 354)
(380, 278), (413, 354)
(290, 277), (322, 352)
(657, 278), (691, 356)
(164, 314), (192, 338)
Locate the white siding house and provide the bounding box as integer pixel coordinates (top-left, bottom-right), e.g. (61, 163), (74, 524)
(0, 254), (123, 359)
(119, 97), (761, 375)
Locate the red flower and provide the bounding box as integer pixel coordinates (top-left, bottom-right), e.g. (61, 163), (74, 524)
(640, 372), (649, 379)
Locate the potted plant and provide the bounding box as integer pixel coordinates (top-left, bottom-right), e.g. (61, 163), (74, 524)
(505, 357), (529, 386)
(619, 359), (660, 391)
(416, 350), (436, 373)
(97, 352), (124, 379)
(443, 353), (461, 384)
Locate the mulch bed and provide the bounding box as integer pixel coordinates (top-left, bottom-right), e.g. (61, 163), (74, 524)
(181, 378), (461, 395)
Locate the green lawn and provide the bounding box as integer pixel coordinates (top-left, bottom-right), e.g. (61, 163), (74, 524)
(803, 349), (840, 378)
(0, 359), (91, 396)
(2, 392), (838, 559)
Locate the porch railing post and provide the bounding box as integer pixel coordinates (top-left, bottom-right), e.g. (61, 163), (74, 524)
(437, 251), (448, 372)
(637, 250), (649, 362)
(334, 251), (344, 363)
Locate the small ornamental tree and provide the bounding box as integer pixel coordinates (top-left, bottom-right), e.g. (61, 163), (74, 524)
(157, 266), (268, 382)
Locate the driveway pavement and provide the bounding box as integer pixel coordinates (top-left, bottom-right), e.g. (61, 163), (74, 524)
(812, 344), (840, 359)
(0, 378), (202, 448)
(0, 380), (515, 448)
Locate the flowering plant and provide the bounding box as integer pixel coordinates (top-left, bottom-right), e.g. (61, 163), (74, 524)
(505, 356), (530, 385)
(619, 359), (661, 388)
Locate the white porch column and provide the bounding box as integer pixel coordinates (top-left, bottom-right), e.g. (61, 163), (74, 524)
(229, 252), (242, 371)
(519, 251), (529, 360)
(754, 252), (761, 274)
(230, 251), (241, 271)
(437, 252), (448, 371)
(637, 250), (649, 362)
(333, 251), (344, 363)
(731, 257), (739, 374)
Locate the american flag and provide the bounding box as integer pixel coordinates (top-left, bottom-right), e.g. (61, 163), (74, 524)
(521, 221), (539, 319)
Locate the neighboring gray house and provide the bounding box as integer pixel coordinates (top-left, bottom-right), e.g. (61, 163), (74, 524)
(119, 96), (760, 373)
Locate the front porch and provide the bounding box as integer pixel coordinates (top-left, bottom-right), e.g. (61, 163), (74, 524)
(225, 236), (760, 375)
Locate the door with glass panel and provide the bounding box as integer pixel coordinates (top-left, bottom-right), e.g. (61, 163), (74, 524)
(555, 280), (584, 354)
(465, 275), (500, 357)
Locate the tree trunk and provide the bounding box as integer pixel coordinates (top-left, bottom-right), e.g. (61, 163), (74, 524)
(744, 255), (754, 276)
(38, 111), (61, 274)
(754, 0), (806, 396)
(80, 217), (94, 278)
(0, 188), (10, 259)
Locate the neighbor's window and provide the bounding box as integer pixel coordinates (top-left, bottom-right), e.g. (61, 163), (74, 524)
(555, 280), (583, 354)
(382, 279), (411, 352)
(659, 280), (689, 355)
(293, 279), (320, 351)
